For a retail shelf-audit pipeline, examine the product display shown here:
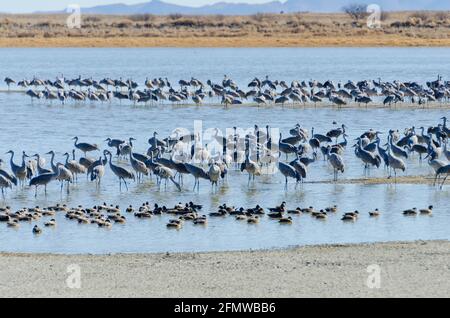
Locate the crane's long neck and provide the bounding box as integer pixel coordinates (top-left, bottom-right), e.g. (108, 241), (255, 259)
(9, 152), (15, 166)
(21, 153), (26, 168)
(65, 154), (70, 165)
(50, 153), (56, 171)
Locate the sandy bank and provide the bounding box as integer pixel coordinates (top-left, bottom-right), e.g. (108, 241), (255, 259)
(1, 240), (449, 298)
(1, 36), (450, 48)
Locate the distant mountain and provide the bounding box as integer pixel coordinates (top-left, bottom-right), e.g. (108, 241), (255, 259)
(56, 0), (450, 15)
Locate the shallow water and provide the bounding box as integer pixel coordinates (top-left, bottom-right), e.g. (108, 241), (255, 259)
(0, 48), (449, 254)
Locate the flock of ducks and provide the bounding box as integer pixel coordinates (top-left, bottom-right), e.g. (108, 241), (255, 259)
(0, 202), (435, 235)
(3, 75), (450, 108)
(0, 117), (449, 198)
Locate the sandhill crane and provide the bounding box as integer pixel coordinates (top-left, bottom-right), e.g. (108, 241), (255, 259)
(73, 136), (99, 157)
(6, 150), (27, 187)
(289, 157), (307, 182)
(0, 175), (12, 198)
(88, 151), (108, 180)
(278, 162), (300, 189)
(63, 152), (86, 181)
(129, 149), (149, 182)
(119, 138), (135, 159)
(435, 164), (450, 189)
(105, 151), (135, 191)
(354, 138), (381, 173)
(184, 163), (209, 191)
(0, 159), (18, 186)
(387, 144), (406, 181)
(56, 163), (73, 194)
(327, 124), (346, 143)
(90, 156), (105, 187)
(208, 162), (221, 192)
(327, 149), (345, 181)
(32, 154), (52, 175)
(105, 138), (125, 156)
(4, 77), (15, 90)
(153, 166), (181, 191)
(388, 133), (408, 159)
(29, 172), (56, 197)
(278, 133), (297, 160)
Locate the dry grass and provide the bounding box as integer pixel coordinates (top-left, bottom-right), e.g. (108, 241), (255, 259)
(0, 11), (449, 47)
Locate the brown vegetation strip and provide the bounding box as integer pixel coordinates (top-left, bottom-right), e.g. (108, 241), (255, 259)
(1, 36), (450, 48)
(0, 11), (450, 47)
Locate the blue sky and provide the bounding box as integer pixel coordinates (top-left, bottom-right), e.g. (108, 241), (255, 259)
(1, 0), (278, 13)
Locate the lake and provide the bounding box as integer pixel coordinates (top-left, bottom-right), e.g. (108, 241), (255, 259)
(0, 47), (449, 254)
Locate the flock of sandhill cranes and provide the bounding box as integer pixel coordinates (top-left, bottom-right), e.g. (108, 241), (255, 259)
(0, 117), (449, 198)
(3, 75), (450, 107)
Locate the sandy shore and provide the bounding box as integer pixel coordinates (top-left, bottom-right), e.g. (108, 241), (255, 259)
(2, 36), (450, 48)
(1, 240), (448, 298)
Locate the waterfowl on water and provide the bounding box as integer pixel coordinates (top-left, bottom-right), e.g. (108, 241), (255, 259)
(126, 205), (134, 213)
(369, 209), (381, 217)
(419, 205), (433, 215)
(403, 208), (418, 216)
(7, 219), (19, 227)
(44, 219), (57, 227)
(193, 215), (207, 225)
(32, 225), (42, 234)
(279, 216), (293, 224)
(268, 202), (286, 213)
(235, 215), (247, 221)
(314, 211), (328, 219)
(287, 208), (302, 214)
(247, 216), (260, 224)
(325, 205), (338, 213)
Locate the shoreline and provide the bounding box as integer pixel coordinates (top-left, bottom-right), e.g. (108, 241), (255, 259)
(1, 240), (449, 297)
(1, 37), (450, 48)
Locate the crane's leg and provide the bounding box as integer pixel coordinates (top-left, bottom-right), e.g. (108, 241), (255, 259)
(35, 186), (38, 198)
(440, 175), (448, 190)
(44, 185), (47, 196)
(123, 178), (129, 191)
(119, 178), (122, 191)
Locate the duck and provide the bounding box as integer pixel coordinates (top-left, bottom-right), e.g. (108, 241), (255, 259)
(403, 208), (418, 216)
(268, 202), (286, 213)
(115, 216), (127, 224)
(301, 206), (315, 213)
(344, 211), (359, 218)
(235, 215), (247, 221)
(32, 225), (42, 234)
(287, 207), (302, 214)
(167, 220), (182, 229)
(7, 219), (19, 227)
(419, 205), (433, 215)
(0, 214), (10, 222)
(126, 205), (134, 213)
(44, 219), (57, 227)
(279, 216), (293, 224)
(247, 216), (260, 224)
(268, 211), (284, 219)
(98, 219), (112, 228)
(369, 209), (381, 217)
(325, 205), (338, 213)
(42, 209), (56, 216)
(209, 209), (227, 217)
(134, 211), (152, 218)
(314, 210), (328, 220)
(193, 216), (208, 225)
(341, 214), (356, 221)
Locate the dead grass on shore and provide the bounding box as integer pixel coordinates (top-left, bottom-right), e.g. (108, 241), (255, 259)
(0, 11), (449, 47)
